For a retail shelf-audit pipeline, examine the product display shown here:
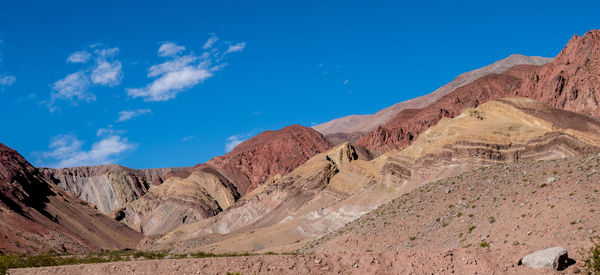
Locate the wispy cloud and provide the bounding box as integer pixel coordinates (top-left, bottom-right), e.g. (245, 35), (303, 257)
(0, 42), (16, 88)
(224, 42), (246, 55)
(96, 126), (125, 137)
(48, 45), (123, 111)
(41, 134), (135, 168)
(49, 72), (93, 109)
(343, 79), (349, 85)
(127, 36), (244, 102)
(203, 35), (218, 49)
(116, 108), (151, 122)
(181, 135), (195, 142)
(67, 50), (91, 63)
(0, 75), (16, 86)
(225, 135), (246, 152)
(91, 47), (122, 86)
(224, 131), (256, 152)
(158, 42), (186, 57)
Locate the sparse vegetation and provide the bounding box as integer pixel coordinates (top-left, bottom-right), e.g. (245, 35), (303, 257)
(583, 237), (600, 274)
(488, 216), (496, 223)
(0, 250), (265, 275)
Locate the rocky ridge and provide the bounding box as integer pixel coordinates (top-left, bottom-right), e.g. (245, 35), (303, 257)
(313, 54), (553, 136)
(356, 30), (600, 155)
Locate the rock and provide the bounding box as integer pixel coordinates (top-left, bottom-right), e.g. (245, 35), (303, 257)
(520, 247), (569, 270)
(546, 177), (556, 184)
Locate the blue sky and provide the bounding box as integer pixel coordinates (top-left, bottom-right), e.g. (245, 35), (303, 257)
(0, 1), (599, 169)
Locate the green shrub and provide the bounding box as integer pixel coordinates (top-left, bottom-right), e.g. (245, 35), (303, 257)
(585, 237), (600, 274)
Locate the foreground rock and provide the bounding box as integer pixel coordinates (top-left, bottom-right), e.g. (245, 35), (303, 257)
(520, 247), (569, 270)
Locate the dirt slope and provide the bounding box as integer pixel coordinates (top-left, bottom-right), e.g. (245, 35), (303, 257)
(310, 153), (600, 261)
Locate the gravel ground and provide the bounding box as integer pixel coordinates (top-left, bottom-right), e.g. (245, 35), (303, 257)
(8, 247), (578, 275)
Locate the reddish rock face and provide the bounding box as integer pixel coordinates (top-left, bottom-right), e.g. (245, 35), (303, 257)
(516, 30), (600, 116)
(202, 125), (333, 194)
(357, 29), (600, 155)
(355, 65), (539, 154)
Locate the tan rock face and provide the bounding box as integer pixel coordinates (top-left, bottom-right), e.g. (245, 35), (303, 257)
(112, 170), (238, 236)
(0, 143), (143, 254)
(40, 165), (185, 214)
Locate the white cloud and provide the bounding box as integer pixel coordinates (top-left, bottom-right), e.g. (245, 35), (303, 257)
(67, 51), (91, 63)
(158, 42), (186, 57)
(0, 75), (16, 86)
(94, 47), (119, 58)
(203, 35), (218, 49)
(49, 45), (123, 110)
(224, 42), (245, 55)
(116, 108), (151, 122)
(0, 42), (16, 88)
(225, 134), (247, 152)
(91, 59), (122, 86)
(224, 131), (257, 152)
(96, 126), (124, 137)
(127, 36), (244, 102)
(181, 135), (195, 141)
(41, 134), (134, 168)
(49, 72), (94, 109)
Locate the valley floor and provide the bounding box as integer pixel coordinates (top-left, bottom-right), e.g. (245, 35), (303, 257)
(7, 247), (579, 275)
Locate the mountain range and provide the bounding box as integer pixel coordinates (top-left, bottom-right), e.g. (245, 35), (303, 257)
(4, 29), (600, 274)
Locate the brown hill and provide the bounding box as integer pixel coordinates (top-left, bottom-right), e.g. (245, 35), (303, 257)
(0, 143), (142, 254)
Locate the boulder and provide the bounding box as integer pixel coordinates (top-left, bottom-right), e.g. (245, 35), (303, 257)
(520, 247), (568, 270)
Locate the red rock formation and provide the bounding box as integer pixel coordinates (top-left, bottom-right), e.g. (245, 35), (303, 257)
(355, 65), (539, 154)
(516, 30), (600, 116)
(202, 125), (333, 194)
(357, 29), (600, 155)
